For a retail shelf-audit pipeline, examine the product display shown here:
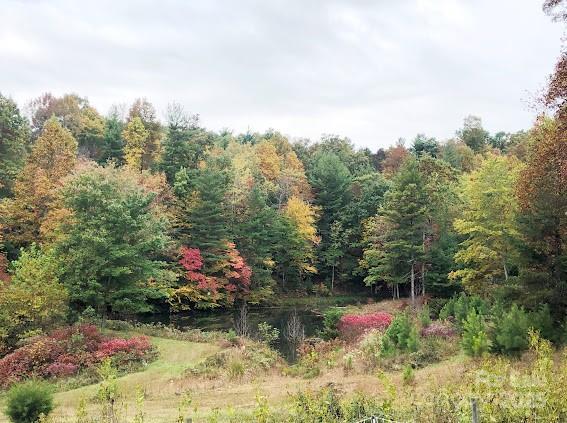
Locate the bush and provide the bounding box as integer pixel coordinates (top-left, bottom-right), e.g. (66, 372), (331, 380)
(319, 308), (346, 340)
(4, 381), (54, 423)
(461, 310), (490, 357)
(531, 304), (555, 342)
(383, 313), (418, 353)
(338, 312), (393, 341)
(418, 305), (432, 327)
(492, 304), (531, 354)
(439, 293), (488, 328)
(402, 364), (415, 385)
(289, 386), (386, 422)
(0, 325), (157, 389)
(257, 322), (279, 346)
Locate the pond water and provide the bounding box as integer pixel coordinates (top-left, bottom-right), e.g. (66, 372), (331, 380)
(171, 306), (324, 362)
(147, 298), (364, 361)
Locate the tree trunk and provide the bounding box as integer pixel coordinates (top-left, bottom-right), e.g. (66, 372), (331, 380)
(421, 262), (426, 296)
(410, 263), (415, 306)
(331, 264), (335, 294)
(503, 260), (508, 282)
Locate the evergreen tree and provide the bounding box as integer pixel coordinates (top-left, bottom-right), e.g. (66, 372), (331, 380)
(160, 106), (213, 183)
(0, 94), (30, 198)
(309, 152), (352, 278)
(99, 113), (125, 164)
(178, 166), (231, 270)
(233, 187), (278, 301)
(364, 158), (427, 302)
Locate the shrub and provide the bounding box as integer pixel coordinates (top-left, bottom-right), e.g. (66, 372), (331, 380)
(227, 360), (245, 381)
(338, 312), (393, 340)
(418, 305), (432, 327)
(4, 380), (54, 423)
(256, 322), (279, 346)
(319, 308), (346, 340)
(439, 293), (488, 328)
(531, 304), (555, 342)
(461, 310), (490, 357)
(359, 330), (383, 367)
(383, 313), (418, 353)
(289, 386), (386, 422)
(493, 304), (530, 354)
(0, 325), (156, 389)
(402, 364), (415, 385)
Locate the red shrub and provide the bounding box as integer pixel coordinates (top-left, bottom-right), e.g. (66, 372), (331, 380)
(46, 362), (79, 377)
(338, 312), (393, 340)
(0, 325), (156, 389)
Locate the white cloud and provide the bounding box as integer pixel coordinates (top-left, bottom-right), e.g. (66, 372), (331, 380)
(0, 0), (562, 148)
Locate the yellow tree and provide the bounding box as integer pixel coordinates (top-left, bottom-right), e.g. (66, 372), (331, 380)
(449, 155), (522, 296)
(122, 116), (149, 172)
(1, 117), (77, 248)
(284, 196), (319, 275)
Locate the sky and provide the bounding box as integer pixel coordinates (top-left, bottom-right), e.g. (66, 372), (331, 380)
(0, 0), (563, 150)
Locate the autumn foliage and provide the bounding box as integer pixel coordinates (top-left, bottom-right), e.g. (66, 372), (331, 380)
(175, 243), (252, 309)
(0, 325), (156, 389)
(338, 312), (393, 340)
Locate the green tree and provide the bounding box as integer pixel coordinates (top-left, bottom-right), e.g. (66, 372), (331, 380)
(0, 94), (30, 198)
(457, 115), (489, 153)
(160, 103), (213, 183)
(0, 245), (67, 353)
(54, 165), (169, 315)
(309, 152), (351, 279)
(176, 166), (231, 270)
(450, 155), (522, 296)
(411, 133), (439, 157)
(363, 158), (427, 303)
(99, 111), (125, 164)
(233, 187), (278, 301)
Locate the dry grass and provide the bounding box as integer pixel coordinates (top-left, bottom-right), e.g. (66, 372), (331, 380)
(0, 300), (471, 422)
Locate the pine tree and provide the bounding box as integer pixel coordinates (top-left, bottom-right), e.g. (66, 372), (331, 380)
(309, 152), (351, 279)
(233, 188), (278, 301)
(160, 109), (212, 184)
(0, 94), (30, 198)
(364, 158), (427, 303)
(99, 113), (124, 165)
(178, 167), (231, 270)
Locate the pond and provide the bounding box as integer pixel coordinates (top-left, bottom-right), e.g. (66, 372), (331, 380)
(152, 297), (365, 362)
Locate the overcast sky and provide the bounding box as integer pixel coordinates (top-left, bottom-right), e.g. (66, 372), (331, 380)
(0, 0), (563, 149)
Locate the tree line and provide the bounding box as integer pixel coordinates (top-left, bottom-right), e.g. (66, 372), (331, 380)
(0, 2), (565, 353)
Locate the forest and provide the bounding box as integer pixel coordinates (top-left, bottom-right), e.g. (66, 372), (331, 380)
(0, 1), (566, 422)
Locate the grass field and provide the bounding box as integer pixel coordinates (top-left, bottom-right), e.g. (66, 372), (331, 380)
(0, 301), (471, 422)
